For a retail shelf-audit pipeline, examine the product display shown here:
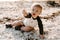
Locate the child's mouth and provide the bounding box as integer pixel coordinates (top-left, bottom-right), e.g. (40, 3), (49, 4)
(33, 14), (35, 15)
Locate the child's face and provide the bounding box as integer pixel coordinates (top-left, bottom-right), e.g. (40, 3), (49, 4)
(31, 6), (42, 18)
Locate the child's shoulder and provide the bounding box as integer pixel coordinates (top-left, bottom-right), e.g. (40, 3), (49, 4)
(36, 16), (42, 21)
(37, 16), (40, 18)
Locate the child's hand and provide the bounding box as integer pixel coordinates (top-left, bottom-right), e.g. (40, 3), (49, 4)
(22, 9), (27, 16)
(39, 34), (45, 39)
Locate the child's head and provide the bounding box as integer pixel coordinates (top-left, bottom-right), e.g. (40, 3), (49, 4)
(31, 4), (42, 18)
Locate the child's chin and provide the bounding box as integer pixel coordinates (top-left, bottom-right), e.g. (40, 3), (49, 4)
(32, 17), (36, 18)
(33, 17), (36, 18)
(33, 16), (37, 18)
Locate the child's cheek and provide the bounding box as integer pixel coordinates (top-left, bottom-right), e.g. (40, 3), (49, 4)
(32, 14), (35, 17)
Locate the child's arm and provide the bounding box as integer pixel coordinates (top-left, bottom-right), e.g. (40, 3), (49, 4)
(37, 17), (44, 39)
(12, 9), (31, 20)
(37, 17), (44, 35)
(23, 10), (31, 18)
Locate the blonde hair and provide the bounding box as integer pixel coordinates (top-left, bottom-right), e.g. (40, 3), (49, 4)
(31, 3), (42, 9)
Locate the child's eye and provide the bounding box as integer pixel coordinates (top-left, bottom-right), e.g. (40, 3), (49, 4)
(32, 9), (34, 11)
(36, 10), (38, 12)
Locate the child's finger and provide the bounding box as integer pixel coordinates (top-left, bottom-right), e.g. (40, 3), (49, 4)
(22, 9), (26, 14)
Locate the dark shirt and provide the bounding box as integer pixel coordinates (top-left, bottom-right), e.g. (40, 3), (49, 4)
(24, 13), (44, 35)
